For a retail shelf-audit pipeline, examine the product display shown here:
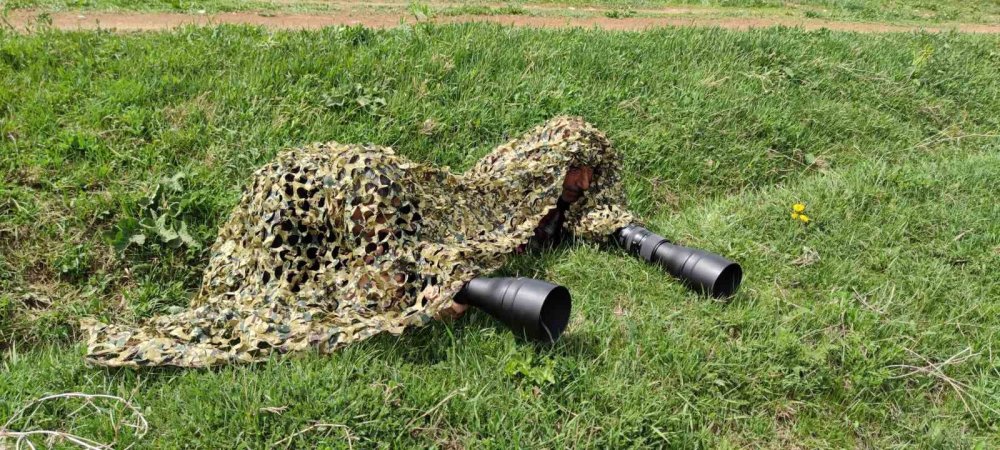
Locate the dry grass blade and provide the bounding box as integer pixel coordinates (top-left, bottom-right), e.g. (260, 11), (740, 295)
(0, 393), (148, 450)
(402, 387), (468, 435)
(273, 422), (356, 449)
(886, 347), (998, 424)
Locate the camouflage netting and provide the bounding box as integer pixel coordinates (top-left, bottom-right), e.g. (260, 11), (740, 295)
(82, 116), (634, 367)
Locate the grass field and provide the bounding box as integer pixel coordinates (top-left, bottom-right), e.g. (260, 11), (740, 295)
(1, 23), (999, 447)
(5, 0), (1000, 25)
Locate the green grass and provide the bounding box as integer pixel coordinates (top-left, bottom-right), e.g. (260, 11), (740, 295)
(1, 24), (999, 447)
(438, 4), (529, 17)
(4, 0), (1000, 24)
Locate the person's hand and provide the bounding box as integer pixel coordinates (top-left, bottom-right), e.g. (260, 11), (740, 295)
(435, 301), (469, 321)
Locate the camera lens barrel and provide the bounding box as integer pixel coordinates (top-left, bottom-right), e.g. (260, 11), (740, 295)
(616, 224), (743, 298)
(456, 277), (571, 342)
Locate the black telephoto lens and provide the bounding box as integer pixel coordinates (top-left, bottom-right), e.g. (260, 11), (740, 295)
(456, 277), (572, 342)
(616, 224), (742, 298)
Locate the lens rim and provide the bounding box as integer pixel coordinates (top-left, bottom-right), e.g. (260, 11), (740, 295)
(711, 263), (743, 298)
(537, 285), (571, 342)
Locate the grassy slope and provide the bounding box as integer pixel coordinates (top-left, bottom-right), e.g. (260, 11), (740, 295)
(1, 24), (999, 447)
(5, 0), (1000, 24)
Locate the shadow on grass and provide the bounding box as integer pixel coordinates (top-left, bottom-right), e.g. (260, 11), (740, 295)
(547, 329), (604, 360)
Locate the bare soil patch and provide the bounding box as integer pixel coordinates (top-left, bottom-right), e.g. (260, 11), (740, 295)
(7, 10), (1000, 33)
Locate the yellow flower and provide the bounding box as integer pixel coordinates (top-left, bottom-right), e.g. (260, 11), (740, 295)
(791, 212), (800, 219)
(798, 214), (811, 224)
(793, 203), (806, 213)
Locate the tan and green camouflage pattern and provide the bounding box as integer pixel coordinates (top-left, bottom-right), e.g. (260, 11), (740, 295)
(82, 116), (634, 367)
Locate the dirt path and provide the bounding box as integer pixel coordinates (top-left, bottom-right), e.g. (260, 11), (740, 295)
(8, 10), (1000, 34)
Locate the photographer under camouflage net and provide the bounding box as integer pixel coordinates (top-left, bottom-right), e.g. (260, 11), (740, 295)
(82, 116), (635, 367)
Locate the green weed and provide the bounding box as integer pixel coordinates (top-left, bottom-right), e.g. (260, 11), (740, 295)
(604, 9), (637, 18)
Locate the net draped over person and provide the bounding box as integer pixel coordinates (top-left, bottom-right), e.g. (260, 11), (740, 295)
(82, 116), (635, 367)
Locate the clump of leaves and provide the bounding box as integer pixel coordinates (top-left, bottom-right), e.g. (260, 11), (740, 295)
(111, 172), (200, 252)
(504, 351), (557, 386)
(53, 243), (92, 280)
(407, 1), (434, 21)
(908, 44), (936, 84)
(340, 26), (376, 47)
(441, 4), (526, 16)
(0, 292), (13, 320)
(322, 83), (388, 118)
(54, 132), (98, 159)
(605, 9), (636, 19)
